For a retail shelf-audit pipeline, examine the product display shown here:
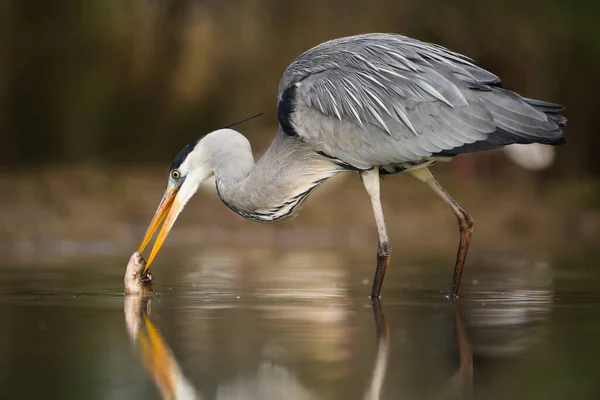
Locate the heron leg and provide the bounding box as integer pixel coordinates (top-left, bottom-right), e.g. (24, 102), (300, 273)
(411, 168), (474, 299)
(361, 167), (391, 298)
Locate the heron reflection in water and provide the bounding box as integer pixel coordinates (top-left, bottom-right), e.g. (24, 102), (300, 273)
(124, 297), (472, 400)
(124, 295), (321, 399)
(124, 296), (197, 399)
(135, 33), (566, 298)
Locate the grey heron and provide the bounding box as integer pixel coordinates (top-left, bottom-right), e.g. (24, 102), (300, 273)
(136, 33), (566, 298)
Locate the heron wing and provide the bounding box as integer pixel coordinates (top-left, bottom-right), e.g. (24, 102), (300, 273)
(278, 33), (564, 170)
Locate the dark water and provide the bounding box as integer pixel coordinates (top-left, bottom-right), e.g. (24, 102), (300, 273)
(1, 247), (600, 399)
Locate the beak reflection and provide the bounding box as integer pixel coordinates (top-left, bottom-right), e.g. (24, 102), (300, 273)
(124, 295), (197, 399)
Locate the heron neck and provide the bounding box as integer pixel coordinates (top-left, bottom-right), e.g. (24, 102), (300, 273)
(213, 131), (340, 221)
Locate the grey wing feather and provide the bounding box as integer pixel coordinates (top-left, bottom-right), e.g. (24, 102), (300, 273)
(278, 33), (565, 170)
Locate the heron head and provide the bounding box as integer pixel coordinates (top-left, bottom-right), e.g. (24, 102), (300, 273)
(137, 138), (213, 272)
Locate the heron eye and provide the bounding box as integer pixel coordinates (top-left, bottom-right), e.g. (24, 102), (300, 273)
(171, 170), (181, 179)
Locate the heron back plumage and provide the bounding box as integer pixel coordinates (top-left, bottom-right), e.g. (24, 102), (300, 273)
(277, 33), (566, 172)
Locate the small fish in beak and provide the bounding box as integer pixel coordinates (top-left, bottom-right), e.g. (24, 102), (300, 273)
(124, 251), (153, 294)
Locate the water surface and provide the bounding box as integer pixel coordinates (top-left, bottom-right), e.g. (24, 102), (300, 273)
(1, 247), (599, 399)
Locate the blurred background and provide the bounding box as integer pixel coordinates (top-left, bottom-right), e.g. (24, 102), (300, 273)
(0, 0), (599, 263)
(3, 2), (600, 399)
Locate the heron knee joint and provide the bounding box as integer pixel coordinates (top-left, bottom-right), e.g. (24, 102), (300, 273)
(459, 212), (474, 231)
(378, 241), (392, 256)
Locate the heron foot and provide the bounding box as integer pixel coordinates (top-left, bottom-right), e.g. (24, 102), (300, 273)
(446, 293), (460, 301)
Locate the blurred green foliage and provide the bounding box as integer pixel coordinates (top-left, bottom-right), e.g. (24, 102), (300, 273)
(0, 0), (598, 176)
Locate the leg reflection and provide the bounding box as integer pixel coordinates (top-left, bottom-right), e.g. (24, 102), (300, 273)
(434, 301), (473, 400)
(364, 300), (473, 400)
(364, 298), (390, 400)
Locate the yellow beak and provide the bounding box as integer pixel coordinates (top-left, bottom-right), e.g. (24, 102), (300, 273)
(138, 186), (183, 273)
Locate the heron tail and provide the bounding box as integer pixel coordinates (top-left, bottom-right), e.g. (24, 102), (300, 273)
(434, 91), (566, 157)
(522, 97), (568, 141)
